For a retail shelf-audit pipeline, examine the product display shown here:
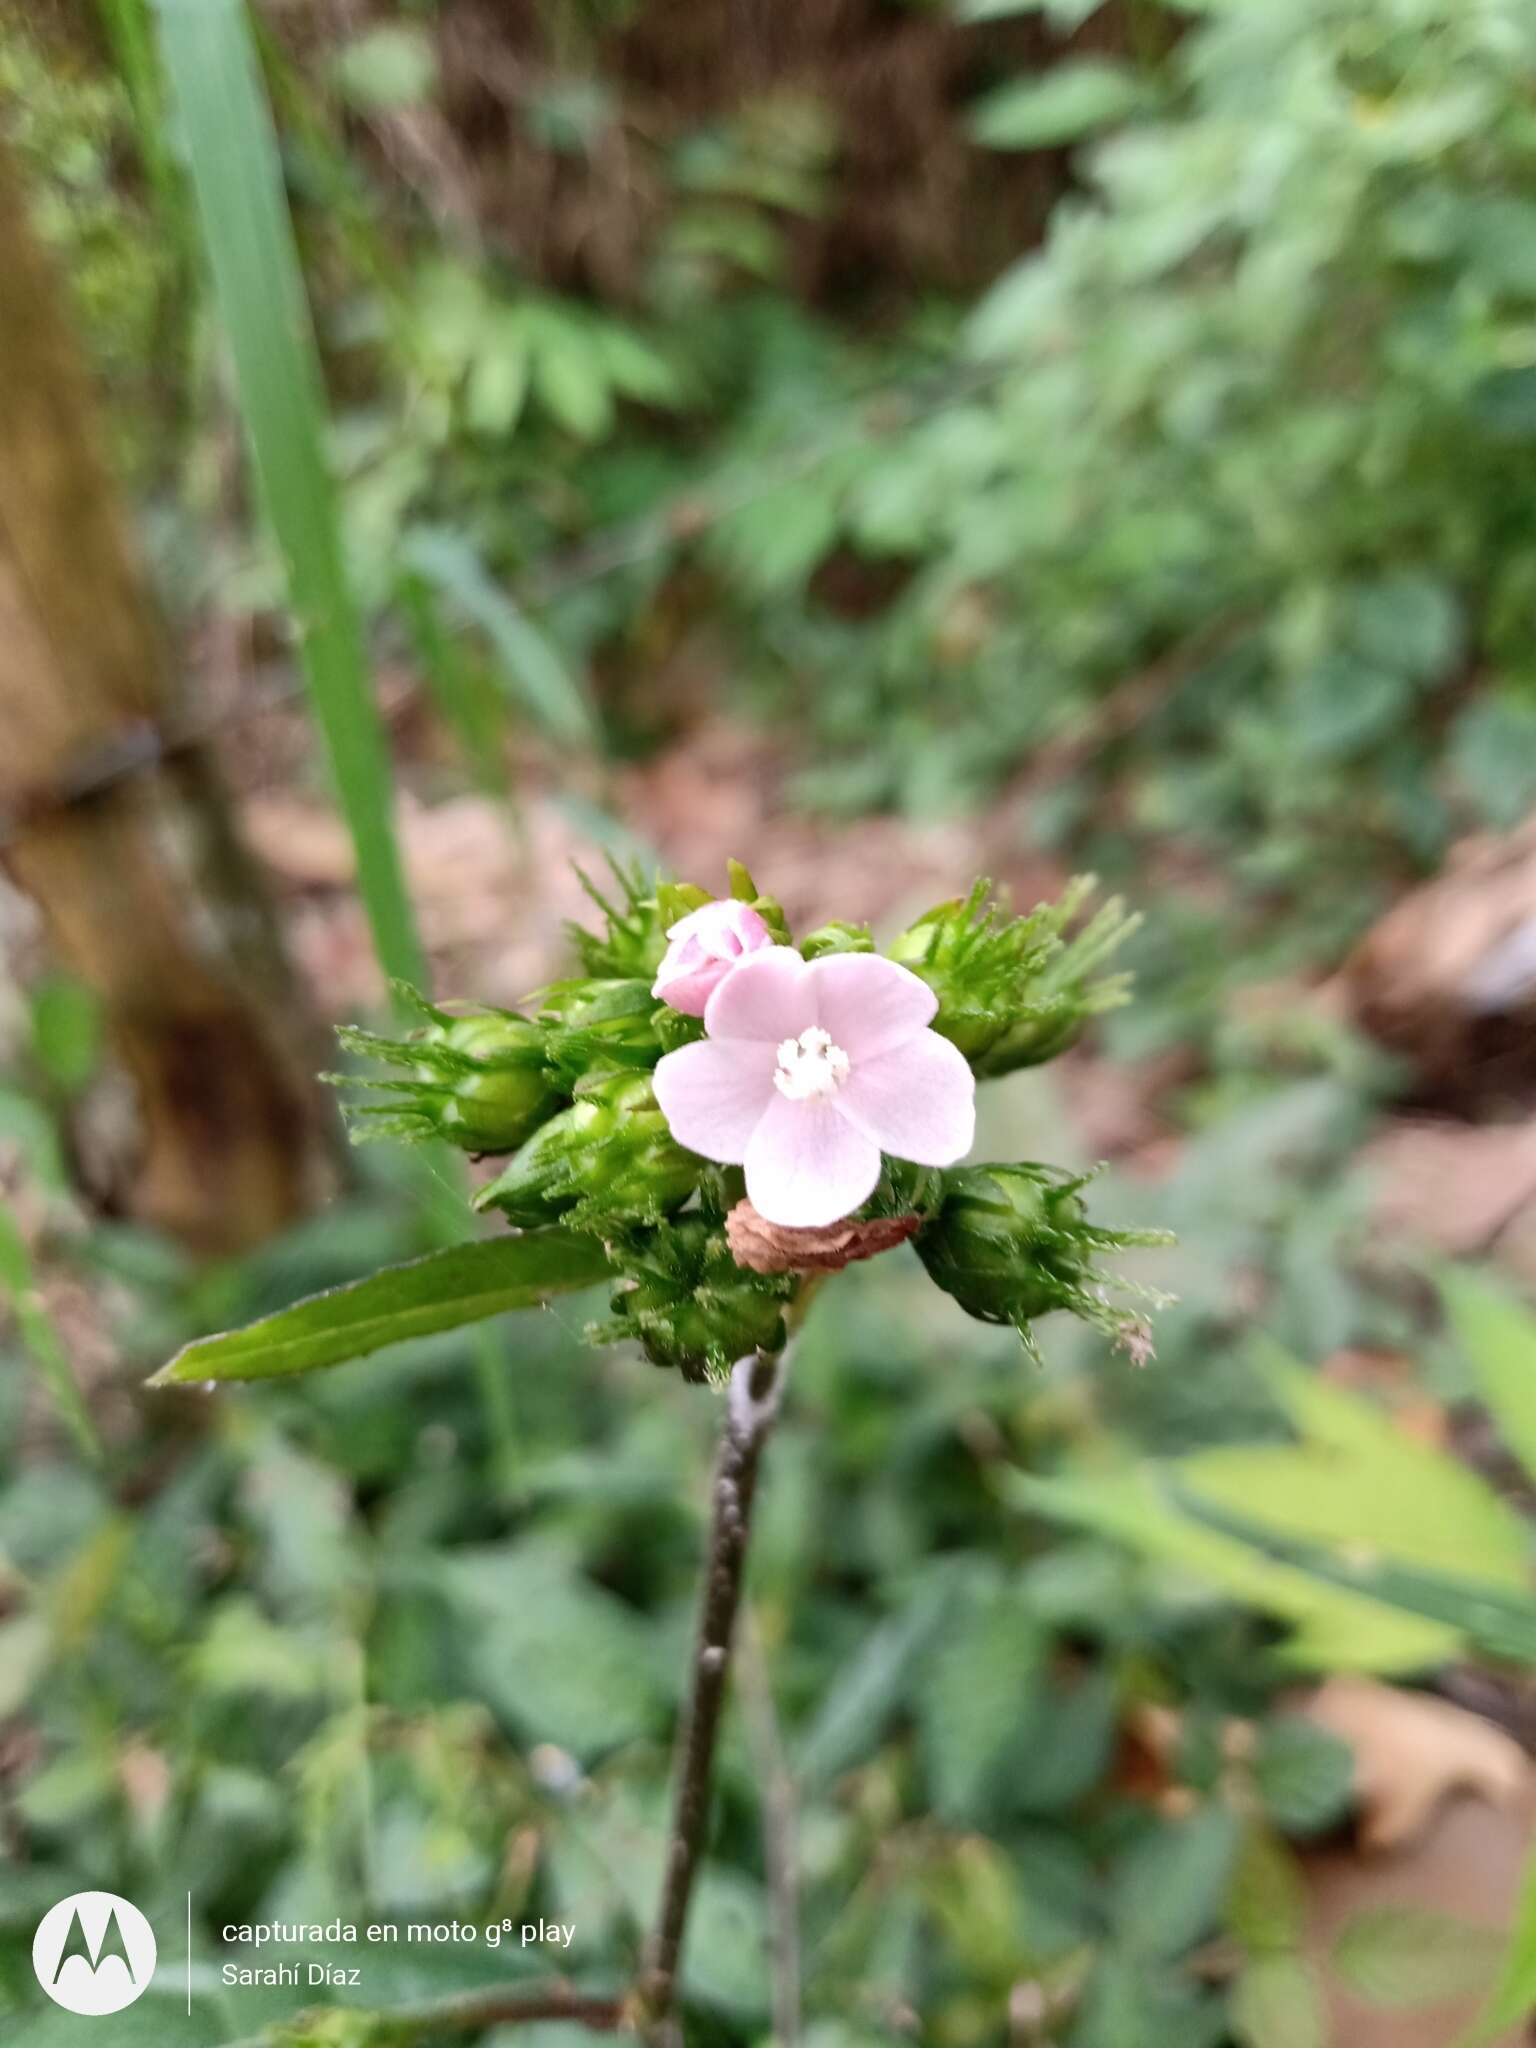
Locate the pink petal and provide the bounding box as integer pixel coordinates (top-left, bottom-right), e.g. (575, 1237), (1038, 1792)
(745, 1095), (883, 1228)
(834, 1028), (975, 1166)
(811, 952), (937, 1060)
(651, 902), (773, 1016)
(704, 945), (813, 1045)
(652, 1039), (777, 1163)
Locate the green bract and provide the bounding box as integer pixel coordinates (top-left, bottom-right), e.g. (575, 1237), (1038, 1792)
(474, 1069), (699, 1229)
(915, 1162), (1171, 1363)
(593, 1217), (795, 1383)
(890, 879), (1138, 1078)
(330, 993), (563, 1153)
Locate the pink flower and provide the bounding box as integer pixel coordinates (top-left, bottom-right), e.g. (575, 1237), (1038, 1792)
(652, 948), (976, 1228)
(651, 899), (775, 1016)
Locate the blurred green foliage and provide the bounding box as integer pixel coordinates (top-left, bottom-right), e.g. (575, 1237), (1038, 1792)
(4, 1052), (1532, 2046)
(19, 0), (1536, 1042)
(7, 0), (1536, 2041)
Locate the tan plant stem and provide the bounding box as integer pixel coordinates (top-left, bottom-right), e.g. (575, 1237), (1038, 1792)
(635, 1341), (790, 2042)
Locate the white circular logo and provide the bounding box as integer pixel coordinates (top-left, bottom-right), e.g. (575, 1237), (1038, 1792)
(32, 1891), (156, 2016)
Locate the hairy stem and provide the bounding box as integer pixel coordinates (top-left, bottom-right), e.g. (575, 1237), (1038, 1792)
(637, 1342), (789, 2041)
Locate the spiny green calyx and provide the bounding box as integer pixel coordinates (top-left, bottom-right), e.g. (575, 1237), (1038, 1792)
(565, 856), (789, 983)
(915, 1162), (1172, 1364)
(890, 878), (1139, 1077)
(593, 1217), (796, 1383)
(473, 1069), (699, 1229)
(328, 989), (563, 1153)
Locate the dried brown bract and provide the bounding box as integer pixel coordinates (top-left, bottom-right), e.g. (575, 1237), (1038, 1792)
(725, 1200), (921, 1275)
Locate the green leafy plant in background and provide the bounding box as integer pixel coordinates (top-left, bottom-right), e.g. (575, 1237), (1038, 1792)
(6, 1025), (1535, 2048)
(662, 0), (1536, 1036)
(1026, 1267), (1536, 2040)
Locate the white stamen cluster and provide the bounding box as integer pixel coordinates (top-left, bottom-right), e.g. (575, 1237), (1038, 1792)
(773, 1025), (851, 1102)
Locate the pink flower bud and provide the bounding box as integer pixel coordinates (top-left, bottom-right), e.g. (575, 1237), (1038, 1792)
(651, 899), (775, 1016)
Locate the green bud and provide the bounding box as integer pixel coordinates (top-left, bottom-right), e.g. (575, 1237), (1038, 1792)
(536, 976), (678, 1077)
(915, 1162), (1171, 1362)
(474, 1069), (699, 1229)
(889, 878), (1139, 1077)
(593, 1217), (795, 1383)
(329, 994), (562, 1154)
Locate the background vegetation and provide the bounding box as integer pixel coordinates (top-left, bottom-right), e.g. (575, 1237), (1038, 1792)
(5, 1), (1536, 2044)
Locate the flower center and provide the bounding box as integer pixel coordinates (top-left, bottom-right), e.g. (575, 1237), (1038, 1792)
(774, 1026), (851, 1103)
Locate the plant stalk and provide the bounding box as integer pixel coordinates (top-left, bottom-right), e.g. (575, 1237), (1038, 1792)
(636, 1341), (790, 2041)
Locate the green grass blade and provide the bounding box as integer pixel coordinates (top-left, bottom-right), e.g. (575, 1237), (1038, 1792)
(152, 0), (424, 990)
(151, 1230), (610, 1383)
(97, 0), (183, 227)
(1439, 1266), (1536, 1494)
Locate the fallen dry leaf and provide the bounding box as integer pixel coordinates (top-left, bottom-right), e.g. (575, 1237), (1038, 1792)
(1301, 1676), (1529, 1852)
(1340, 813), (1536, 1080)
(1362, 1118), (1536, 1255)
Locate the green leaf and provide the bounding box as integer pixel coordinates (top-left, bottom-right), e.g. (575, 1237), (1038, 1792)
(151, 1232), (610, 1383)
(797, 1576), (952, 1787)
(1173, 1497), (1536, 1666)
(329, 25), (437, 111)
(1334, 1907), (1505, 2010)
(1439, 1268), (1536, 1492)
(154, 0), (424, 989)
(29, 975), (103, 1095)
(1227, 1823), (1308, 1954)
(1014, 1467), (1458, 1672)
(1252, 1715), (1353, 1835)
(1111, 1806), (1239, 1961)
(532, 323), (614, 439)
(917, 1583), (1042, 1822)
(1180, 1349), (1530, 1594)
(969, 61), (1143, 150)
(1230, 1954), (1326, 2048)
(1346, 574), (1462, 682)
(445, 1543), (663, 1756)
(465, 319), (531, 437)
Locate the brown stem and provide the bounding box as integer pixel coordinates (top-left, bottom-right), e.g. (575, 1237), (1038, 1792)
(636, 1342), (789, 2041)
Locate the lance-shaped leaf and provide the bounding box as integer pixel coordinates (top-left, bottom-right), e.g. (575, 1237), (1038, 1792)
(151, 1231), (611, 1384)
